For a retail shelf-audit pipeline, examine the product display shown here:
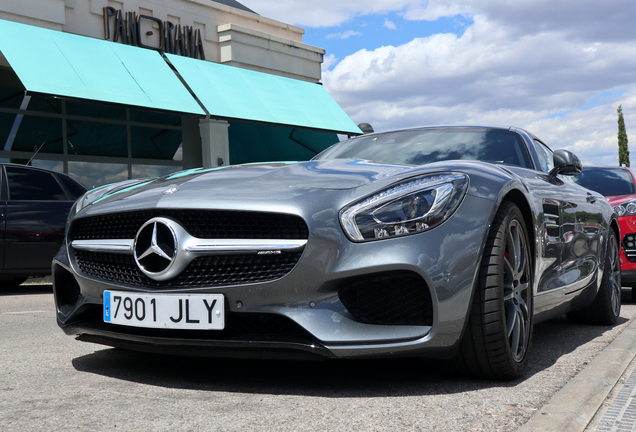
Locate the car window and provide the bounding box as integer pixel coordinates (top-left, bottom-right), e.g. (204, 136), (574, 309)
(56, 174), (86, 200)
(531, 139), (554, 173)
(6, 166), (67, 201)
(316, 129), (533, 168)
(572, 167), (636, 196)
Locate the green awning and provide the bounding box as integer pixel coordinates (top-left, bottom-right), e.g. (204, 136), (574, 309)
(0, 18), (360, 136)
(0, 19), (205, 115)
(166, 54), (362, 135)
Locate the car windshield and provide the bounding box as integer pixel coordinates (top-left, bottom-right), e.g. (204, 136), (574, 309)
(315, 128), (533, 168)
(573, 167), (636, 196)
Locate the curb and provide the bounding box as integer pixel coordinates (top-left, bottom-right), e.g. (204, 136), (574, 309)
(517, 316), (636, 432)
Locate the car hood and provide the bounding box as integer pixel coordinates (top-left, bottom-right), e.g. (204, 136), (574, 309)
(166, 159), (413, 190)
(605, 194), (636, 206)
(78, 159), (511, 217)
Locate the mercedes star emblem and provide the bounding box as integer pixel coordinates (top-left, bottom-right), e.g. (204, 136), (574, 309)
(134, 217), (179, 280)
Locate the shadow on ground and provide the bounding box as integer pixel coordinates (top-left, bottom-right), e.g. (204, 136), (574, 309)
(71, 309), (627, 397)
(0, 284), (52, 296)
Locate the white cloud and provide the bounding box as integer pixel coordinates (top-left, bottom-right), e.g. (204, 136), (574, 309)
(318, 2), (636, 165)
(321, 53), (339, 72)
(403, 1), (472, 21)
(238, 0), (424, 27)
(325, 30), (361, 40)
(239, 0), (636, 165)
(383, 19), (397, 30)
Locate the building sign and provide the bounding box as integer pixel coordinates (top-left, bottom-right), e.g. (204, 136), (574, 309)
(103, 7), (205, 60)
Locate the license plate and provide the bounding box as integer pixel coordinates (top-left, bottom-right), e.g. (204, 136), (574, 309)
(103, 291), (224, 330)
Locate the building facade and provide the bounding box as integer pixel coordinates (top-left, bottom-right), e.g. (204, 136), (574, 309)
(0, 0), (360, 188)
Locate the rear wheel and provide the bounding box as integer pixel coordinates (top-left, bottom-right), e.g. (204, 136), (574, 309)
(566, 229), (621, 325)
(453, 201), (533, 380)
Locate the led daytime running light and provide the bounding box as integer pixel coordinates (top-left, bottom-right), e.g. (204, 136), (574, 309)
(340, 173), (468, 241)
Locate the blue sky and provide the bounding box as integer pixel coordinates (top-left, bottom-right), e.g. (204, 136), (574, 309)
(303, 14), (473, 69)
(547, 90), (629, 119)
(239, 0), (636, 166)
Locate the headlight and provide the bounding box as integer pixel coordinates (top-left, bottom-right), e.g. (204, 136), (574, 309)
(614, 199), (636, 216)
(340, 173), (469, 241)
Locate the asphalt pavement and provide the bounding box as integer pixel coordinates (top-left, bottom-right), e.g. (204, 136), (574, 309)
(3, 279), (636, 431)
(518, 309), (636, 432)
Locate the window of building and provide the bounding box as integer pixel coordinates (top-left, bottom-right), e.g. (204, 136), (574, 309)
(131, 126), (183, 160)
(31, 160), (63, 173)
(0, 114), (63, 154)
(0, 69), (184, 189)
(66, 121), (128, 157)
(132, 164), (182, 178)
(57, 173), (89, 199)
(66, 100), (126, 121)
(68, 161), (129, 189)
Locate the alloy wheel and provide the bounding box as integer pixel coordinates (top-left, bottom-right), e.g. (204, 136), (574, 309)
(503, 219), (531, 362)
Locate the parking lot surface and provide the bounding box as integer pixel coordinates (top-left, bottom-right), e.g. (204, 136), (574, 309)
(2, 282), (636, 431)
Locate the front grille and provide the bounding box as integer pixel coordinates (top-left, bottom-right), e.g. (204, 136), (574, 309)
(623, 233), (636, 262)
(70, 210), (308, 288)
(70, 210), (308, 240)
(339, 272), (433, 326)
(75, 250), (303, 288)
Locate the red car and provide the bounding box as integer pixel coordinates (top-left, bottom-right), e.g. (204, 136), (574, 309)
(574, 166), (636, 299)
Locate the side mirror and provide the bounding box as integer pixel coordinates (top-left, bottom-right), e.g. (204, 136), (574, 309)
(549, 149), (582, 177)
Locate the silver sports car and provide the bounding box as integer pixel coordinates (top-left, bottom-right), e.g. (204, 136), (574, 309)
(53, 126), (620, 380)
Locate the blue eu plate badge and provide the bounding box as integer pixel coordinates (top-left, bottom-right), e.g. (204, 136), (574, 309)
(104, 291), (111, 322)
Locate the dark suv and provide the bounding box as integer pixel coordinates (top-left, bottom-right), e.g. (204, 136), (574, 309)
(0, 164), (86, 287)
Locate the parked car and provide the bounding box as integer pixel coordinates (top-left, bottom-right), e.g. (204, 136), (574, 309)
(0, 163), (86, 287)
(572, 166), (636, 299)
(53, 126), (619, 380)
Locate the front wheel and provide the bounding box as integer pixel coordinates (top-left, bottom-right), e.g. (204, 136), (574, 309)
(453, 201), (533, 380)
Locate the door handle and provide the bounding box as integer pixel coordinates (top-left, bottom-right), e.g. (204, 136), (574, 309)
(586, 193), (597, 203)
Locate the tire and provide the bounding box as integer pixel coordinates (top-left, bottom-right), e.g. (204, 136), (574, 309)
(566, 229), (621, 325)
(631, 286), (636, 303)
(453, 201), (533, 380)
(0, 277), (27, 288)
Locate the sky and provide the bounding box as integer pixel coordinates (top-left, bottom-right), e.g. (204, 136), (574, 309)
(238, 0), (636, 166)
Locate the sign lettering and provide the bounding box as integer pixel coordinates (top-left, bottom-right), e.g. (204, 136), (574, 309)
(103, 7), (205, 60)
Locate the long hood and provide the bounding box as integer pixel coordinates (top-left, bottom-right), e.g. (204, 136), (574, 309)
(79, 160), (410, 215)
(171, 159), (413, 190)
(78, 159), (513, 217)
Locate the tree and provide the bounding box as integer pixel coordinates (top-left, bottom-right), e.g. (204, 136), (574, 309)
(618, 104), (630, 167)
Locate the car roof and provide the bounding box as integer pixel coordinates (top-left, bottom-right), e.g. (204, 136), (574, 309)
(356, 125), (537, 138)
(0, 163), (86, 185)
(1, 162), (70, 175)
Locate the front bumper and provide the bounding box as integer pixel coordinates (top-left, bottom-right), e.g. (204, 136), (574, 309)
(53, 194), (494, 360)
(617, 215), (636, 286)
